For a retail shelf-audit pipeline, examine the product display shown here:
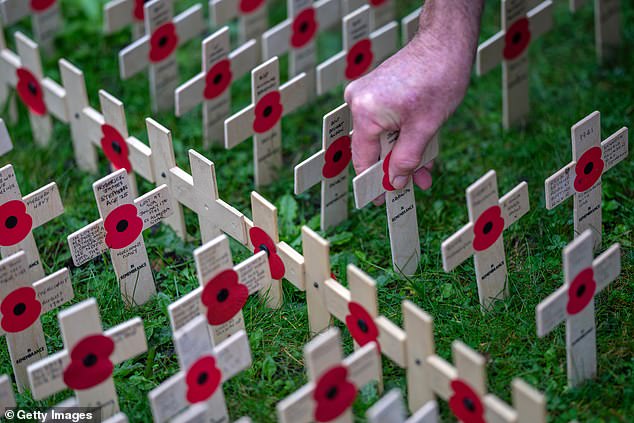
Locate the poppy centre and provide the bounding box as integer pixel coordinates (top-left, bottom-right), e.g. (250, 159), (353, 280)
(258, 244), (271, 257)
(326, 385), (338, 399)
(116, 219), (129, 232)
(463, 397), (476, 412)
(357, 318), (369, 333)
(354, 53), (364, 65)
(159, 36), (169, 48)
(197, 371), (209, 385)
(263, 106), (273, 118)
(333, 150), (343, 162)
(482, 221), (493, 235)
(213, 74), (223, 85)
(512, 32), (522, 45)
(576, 283), (586, 298)
(13, 302), (27, 316)
(83, 353), (98, 367)
(5, 215), (18, 229)
(216, 288), (230, 303)
(111, 140), (123, 155)
(584, 162), (594, 174)
(28, 81), (38, 96)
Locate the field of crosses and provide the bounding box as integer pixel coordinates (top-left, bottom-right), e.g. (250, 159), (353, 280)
(0, 0), (632, 421)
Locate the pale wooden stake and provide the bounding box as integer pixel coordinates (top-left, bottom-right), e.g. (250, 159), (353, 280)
(149, 316), (252, 423)
(27, 298), (147, 420)
(545, 111), (628, 252)
(366, 389), (438, 423)
(66, 169), (174, 306)
(441, 170), (530, 310)
(209, 0), (268, 45)
(0, 118), (12, 156)
(0, 251), (73, 392)
(401, 7), (421, 45)
(104, 0), (146, 39)
(0, 375), (15, 414)
(0, 0), (62, 54)
(298, 226), (331, 334)
(119, 0), (205, 112)
(0, 22), (17, 124)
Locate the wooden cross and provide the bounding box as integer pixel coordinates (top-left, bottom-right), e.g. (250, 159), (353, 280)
(104, 0), (148, 39)
(545, 111), (628, 252)
(66, 169), (173, 306)
(484, 378), (547, 423)
(295, 103), (352, 231)
(441, 170), (530, 310)
(476, 0), (553, 129)
(0, 374), (15, 415)
(299, 226), (333, 334)
(0, 0), (62, 54)
(316, 5), (398, 96)
(209, 0), (269, 45)
(276, 327), (381, 423)
(366, 389), (438, 423)
(146, 118), (247, 245)
(167, 234), (270, 344)
(262, 0), (341, 97)
(175, 26), (259, 147)
(0, 118), (12, 156)
(118, 0), (205, 112)
(342, 0), (395, 30)
(224, 57), (308, 187)
(26, 298), (147, 419)
(353, 132), (439, 275)
(149, 316), (252, 423)
(401, 7), (421, 45)
(0, 251), (73, 392)
(0, 164), (64, 280)
(0, 32), (68, 145)
(536, 229), (620, 387)
(0, 23), (17, 125)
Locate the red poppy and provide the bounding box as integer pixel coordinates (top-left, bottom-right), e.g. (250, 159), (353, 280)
(573, 147), (604, 193)
(30, 0), (56, 12)
(103, 204), (143, 250)
(566, 268), (597, 315)
(382, 152), (395, 191)
(133, 0), (146, 21)
(249, 227), (286, 280)
(149, 23), (179, 63)
(345, 302), (379, 350)
(0, 200), (33, 247)
(185, 355), (222, 404)
(472, 206), (505, 252)
(322, 136), (352, 179)
(369, 0), (387, 6)
(313, 366), (357, 422)
(201, 269), (249, 325)
(239, 0), (265, 14)
(291, 8), (318, 49)
(0, 287), (42, 333)
(204, 59), (233, 100)
(100, 125), (132, 172)
(63, 335), (115, 390)
(252, 92), (283, 134)
(449, 379), (485, 423)
(503, 18), (531, 61)
(16, 68), (46, 116)
(345, 39), (373, 80)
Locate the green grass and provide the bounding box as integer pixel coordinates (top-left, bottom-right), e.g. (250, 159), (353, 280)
(1, 0), (632, 421)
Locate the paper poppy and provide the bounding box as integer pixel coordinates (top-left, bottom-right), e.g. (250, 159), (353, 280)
(63, 335), (115, 390)
(133, 0), (146, 21)
(149, 23), (179, 63)
(16, 68), (47, 116)
(103, 204), (143, 250)
(201, 269), (249, 325)
(322, 136), (352, 179)
(0, 200), (33, 247)
(503, 18), (531, 61)
(204, 59), (233, 100)
(0, 287), (42, 333)
(566, 268), (597, 315)
(30, 0), (56, 12)
(252, 92), (283, 134)
(382, 152), (395, 191)
(345, 302), (379, 350)
(185, 356), (222, 403)
(345, 39), (373, 80)
(472, 206), (505, 252)
(313, 365), (357, 422)
(249, 227), (286, 280)
(291, 8), (318, 49)
(239, 0), (265, 14)
(573, 147), (604, 193)
(449, 379), (485, 423)
(100, 125), (132, 172)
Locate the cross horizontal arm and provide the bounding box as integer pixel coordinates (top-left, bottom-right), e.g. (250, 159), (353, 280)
(500, 181), (530, 229)
(134, 184), (174, 230)
(593, 243), (620, 292)
(235, 251), (270, 294)
(294, 150), (324, 194)
(0, 0), (29, 25)
(67, 219), (108, 266)
(426, 355), (457, 400)
(23, 182), (64, 227)
(484, 394), (517, 423)
(103, 0), (136, 33)
(544, 162), (575, 209)
(601, 127), (628, 172)
(441, 223), (473, 272)
(535, 284), (567, 337)
(34, 267), (73, 314)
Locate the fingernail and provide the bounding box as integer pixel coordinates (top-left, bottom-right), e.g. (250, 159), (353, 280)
(391, 175), (408, 190)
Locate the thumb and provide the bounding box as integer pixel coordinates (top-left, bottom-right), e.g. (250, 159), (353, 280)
(387, 121), (436, 190)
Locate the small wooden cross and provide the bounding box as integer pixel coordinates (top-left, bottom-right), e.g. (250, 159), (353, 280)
(0, 164), (64, 280)
(353, 132), (439, 275)
(316, 5), (398, 96)
(118, 0), (205, 112)
(0, 118), (12, 156)
(147, 118), (247, 245)
(476, 0), (553, 129)
(276, 327), (381, 423)
(224, 57), (308, 187)
(536, 229), (620, 387)
(0, 374), (16, 415)
(295, 104), (352, 231)
(209, 0), (269, 45)
(66, 169), (174, 306)
(441, 170), (530, 310)
(0, 251), (73, 392)
(0, 0), (62, 54)
(366, 389), (438, 423)
(104, 0), (147, 39)
(568, 0), (621, 62)
(0, 32), (68, 145)
(484, 378), (547, 423)
(27, 298), (147, 419)
(175, 26), (259, 147)
(0, 24), (17, 124)
(167, 234), (270, 344)
(401, 7), (421, 45)
(545, 111), (628, 252)
(149, 316), (252, 423)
